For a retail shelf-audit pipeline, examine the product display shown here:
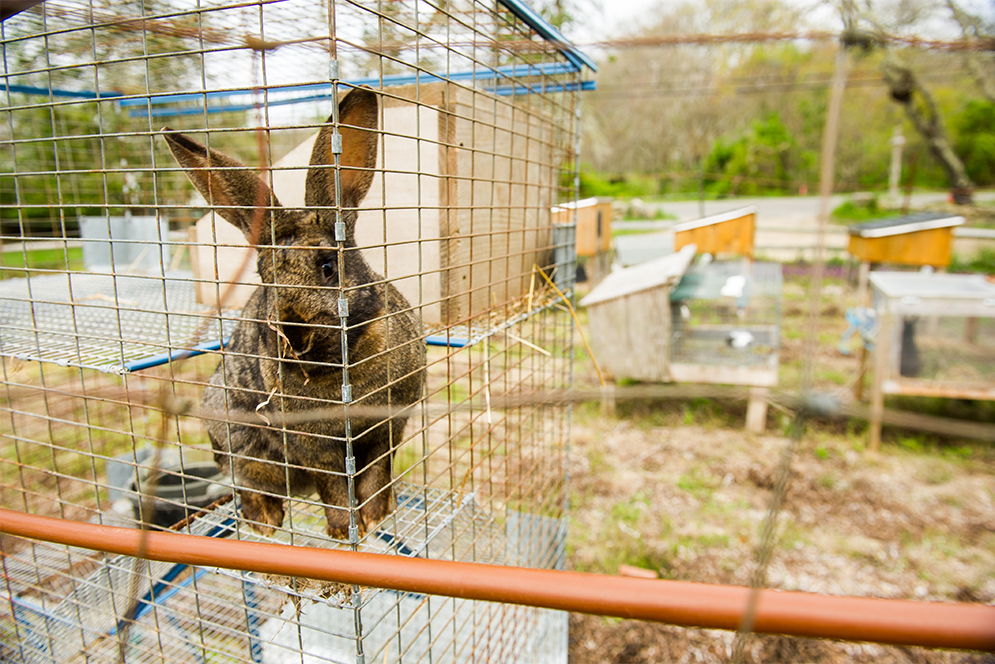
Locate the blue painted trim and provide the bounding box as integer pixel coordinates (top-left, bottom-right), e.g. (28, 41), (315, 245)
(127, 63), (585, 117)
(113, 562), (192, 634)
(111, 514), (237, 633)
(123, 338), (228, 372)
(426, 334), (469, 348)
(496, 0), (598, 72)
(121, 63), (577, 108)
(1, 83), (124, 100)
(124, 335), (464, 373)
(492, 80), (597, 96)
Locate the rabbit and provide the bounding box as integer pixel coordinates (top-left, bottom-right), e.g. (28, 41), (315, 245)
(163, 86), (425, 539)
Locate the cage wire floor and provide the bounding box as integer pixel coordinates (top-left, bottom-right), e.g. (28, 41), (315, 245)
(3, 484), (568, 664)
(0, 271), (571, 371)
(0, 271), (239, 374)
(670, 261), (782, 369)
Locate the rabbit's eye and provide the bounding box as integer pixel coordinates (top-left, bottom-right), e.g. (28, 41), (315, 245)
(320, 260), (336, 285)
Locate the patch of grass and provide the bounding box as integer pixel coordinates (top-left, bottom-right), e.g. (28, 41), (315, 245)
(831, 197), (891, 222)
(816, 368), (848, 385)
(0, 246), (85, 279)
(777, 518), (808, 551)
(677, 467), (717, 500)
(610, 490), (650, 526)
(950, 247), (995, 275)
(678, 531), (731, 550)
(570, 511), (677, 575)
(621, 208), (676, 222)
(586, 444), (612, 476)
(920, 463), (954, 485)
(446, 381), (470, 403)
(678, 398), (733, 429)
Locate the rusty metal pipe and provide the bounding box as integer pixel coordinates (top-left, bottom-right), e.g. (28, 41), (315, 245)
(1, 508), (993, 652)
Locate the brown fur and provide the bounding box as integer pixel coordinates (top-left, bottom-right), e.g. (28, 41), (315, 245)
(163, 87), (424, 538)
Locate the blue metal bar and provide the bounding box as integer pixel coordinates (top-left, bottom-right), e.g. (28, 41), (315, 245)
(1, 83), (124, 99)
(491, 80), (597, 96)
(425, 334), (469, 348)
(123, 338), (229, 373)
(111, 514), (237, 633)
(112, 562), (192, 634)
(124, 335), (464, 372)
(120, 62), (577, 109)
(496, 0), (598, 72)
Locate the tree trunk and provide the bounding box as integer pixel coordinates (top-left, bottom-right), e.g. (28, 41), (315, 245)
(881, 59), (974, 204)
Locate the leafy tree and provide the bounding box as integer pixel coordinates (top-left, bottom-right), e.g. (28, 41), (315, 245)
(955, 100), (995, 184)
(704, 112), (800, 195)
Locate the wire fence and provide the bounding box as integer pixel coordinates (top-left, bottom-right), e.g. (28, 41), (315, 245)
(2, 0), (583, 661)
(2, 2), (994, 663)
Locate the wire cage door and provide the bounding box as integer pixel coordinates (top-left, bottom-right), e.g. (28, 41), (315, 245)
(0, 0), (592, 661)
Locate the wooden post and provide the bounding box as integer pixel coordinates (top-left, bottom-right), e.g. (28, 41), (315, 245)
(870, 312), (892, 452)
(853, 343), (868, 402)
(600, 382), (617, 418)
(857, 260), (870, 305)
(925, 267), (944, 336)
(745, 386), (769, 433)
(965, 317), (978, 344)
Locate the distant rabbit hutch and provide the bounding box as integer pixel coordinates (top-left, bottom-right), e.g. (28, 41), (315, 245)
(581, 246), (781, 432)
(865, 272), (995, 450)
(0, 1), (593, 662)
(847, 212), (965, 302)
(551, 197), (613, 284)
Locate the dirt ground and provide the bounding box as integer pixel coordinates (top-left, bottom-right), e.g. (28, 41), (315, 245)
(563, 385), (995, 663)
(564, 264), (995, 663)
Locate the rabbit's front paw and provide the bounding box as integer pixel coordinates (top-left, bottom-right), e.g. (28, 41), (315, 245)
(240, 490), (285, 536)
(324, 506), (352, 541)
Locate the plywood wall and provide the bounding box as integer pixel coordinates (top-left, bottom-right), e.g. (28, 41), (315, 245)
(190, 82), (555, 325)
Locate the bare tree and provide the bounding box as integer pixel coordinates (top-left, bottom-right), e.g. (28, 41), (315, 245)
(843, 0), (983, 202)
(881, 55), (974, 201)
(945, 0), (995, 102)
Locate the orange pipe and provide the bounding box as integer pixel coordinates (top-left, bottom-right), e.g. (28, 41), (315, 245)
(1, 507), (993, 652)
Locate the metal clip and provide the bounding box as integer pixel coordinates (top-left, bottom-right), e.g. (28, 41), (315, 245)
(338, 297), (349, 317)
(342, 384), (352, 403)
(334, 221), (346, 242)
(329, 133), (342, 154)
(345, 456), (356, 475)
(328, 60), (339, 80)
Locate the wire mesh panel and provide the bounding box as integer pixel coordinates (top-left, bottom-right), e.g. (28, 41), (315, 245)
(870, 272), (995, 393)
(1, 1), (589, 661)
(670, 259), (782, 380)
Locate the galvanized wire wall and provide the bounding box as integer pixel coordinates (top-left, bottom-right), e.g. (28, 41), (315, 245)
(1, 1), (586, 661)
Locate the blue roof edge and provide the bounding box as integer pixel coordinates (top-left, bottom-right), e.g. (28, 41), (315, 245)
(497, 0), (598, 73)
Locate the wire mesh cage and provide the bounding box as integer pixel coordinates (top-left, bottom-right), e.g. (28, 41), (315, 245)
(1, 1), (591, 661)
(669, 258), (782, 382)
(581, 250), (781, 387)
(869, 272), (995, 394)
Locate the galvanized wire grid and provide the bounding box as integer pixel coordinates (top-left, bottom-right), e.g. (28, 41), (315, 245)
(2, 0), (582, 662)
(670, 260), (782, 369)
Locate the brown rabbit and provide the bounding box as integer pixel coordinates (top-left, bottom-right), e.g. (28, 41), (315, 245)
(164, 87), (424, 539)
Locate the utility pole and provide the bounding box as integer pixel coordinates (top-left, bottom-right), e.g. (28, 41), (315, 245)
(889, 125), (905, 200)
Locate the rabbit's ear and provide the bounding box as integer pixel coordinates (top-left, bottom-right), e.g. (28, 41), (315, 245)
(305, 86), (379, 238)
(163, 129), (280, 243)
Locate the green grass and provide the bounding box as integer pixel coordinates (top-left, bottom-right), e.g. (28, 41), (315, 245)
(950, 247), (995, 275)
(831, 198), (892, 223)
(0, 246), (84, 279)
(676, 467), (717, 500)
(612, 228), (662, 237)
